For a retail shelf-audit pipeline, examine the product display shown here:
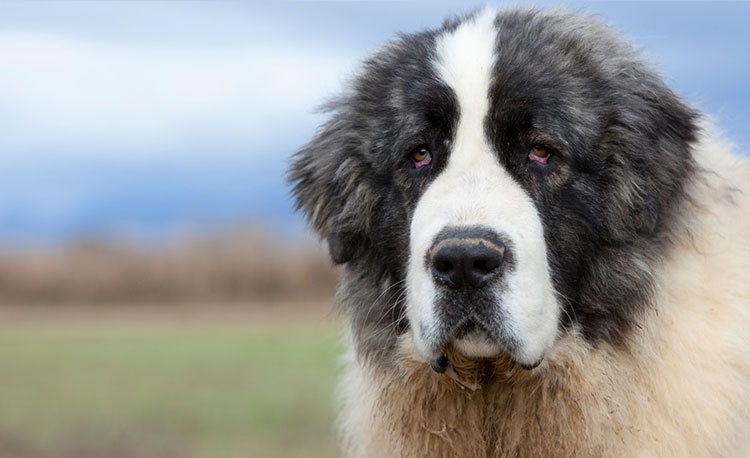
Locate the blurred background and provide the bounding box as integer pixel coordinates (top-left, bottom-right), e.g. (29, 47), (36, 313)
(0, 1), (748, 457)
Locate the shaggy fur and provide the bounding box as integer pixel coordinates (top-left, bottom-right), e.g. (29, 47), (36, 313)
(289, 7), (750, 457)
(338, 136), (750, 457)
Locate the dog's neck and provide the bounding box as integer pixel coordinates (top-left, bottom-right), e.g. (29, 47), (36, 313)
(358, 333), (612, 457)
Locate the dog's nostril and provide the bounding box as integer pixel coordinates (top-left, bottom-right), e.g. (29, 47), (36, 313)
(432, 256), (454, 275)
(473, 254), (501, 275)
(429, 233), (505, 289)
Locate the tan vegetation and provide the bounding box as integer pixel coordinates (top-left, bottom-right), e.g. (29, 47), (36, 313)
(0, 229), (338, 304)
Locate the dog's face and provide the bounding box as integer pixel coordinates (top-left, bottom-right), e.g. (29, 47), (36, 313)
(291, 9), (696, 368)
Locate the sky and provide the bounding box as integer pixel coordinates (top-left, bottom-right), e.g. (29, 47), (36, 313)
(1, 1), (748, 247)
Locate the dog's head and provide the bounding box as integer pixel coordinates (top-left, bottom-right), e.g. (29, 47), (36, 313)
(290, 8), (696, 369)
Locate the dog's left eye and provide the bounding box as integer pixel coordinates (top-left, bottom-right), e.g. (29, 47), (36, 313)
(528, 145), (550, 165)
(411, 147), (432, 168)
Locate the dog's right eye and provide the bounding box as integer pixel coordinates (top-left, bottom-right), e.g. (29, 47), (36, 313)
(528, 145), (550, 165)
(411, 146), (432, 169)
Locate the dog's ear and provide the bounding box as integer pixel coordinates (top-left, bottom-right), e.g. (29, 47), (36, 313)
(289, 112), (377, 264)
(602, 69), (698, 241)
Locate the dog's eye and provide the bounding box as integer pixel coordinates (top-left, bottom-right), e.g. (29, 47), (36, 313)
(528, 145), (550, 165)
(411, 147), (432, 168)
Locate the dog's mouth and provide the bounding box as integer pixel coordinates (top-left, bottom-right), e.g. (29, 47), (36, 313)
(452, 324), (505, 358)
(429, 319), (507, 365)
(428, 344), (536, 390)
(426, 320), (541, 389)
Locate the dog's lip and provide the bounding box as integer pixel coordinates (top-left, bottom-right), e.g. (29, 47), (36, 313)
(426, 322), (544, 373)
(453, 328), (504, 358)
(423, 317), (547, 373)
(429, 354), (450, 373)
(518, 358), (542, 370)
(428, 351), (543, 374)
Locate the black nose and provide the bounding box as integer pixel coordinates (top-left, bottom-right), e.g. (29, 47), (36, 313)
(429, 230), (505, 290)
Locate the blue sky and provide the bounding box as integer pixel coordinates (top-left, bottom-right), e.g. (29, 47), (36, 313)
(1, 1), (748, 246)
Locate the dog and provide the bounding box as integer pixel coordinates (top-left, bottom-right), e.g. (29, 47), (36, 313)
(289, 7), (750, 457)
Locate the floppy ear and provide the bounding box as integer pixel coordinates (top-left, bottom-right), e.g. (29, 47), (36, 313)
(289, 112), (377, 264)
(601, 70), (698, 240)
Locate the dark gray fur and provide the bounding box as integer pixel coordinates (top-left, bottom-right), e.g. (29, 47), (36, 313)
(288, 9), (697, 365)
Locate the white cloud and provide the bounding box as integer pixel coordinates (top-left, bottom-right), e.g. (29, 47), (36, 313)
(0, 29), (359, 159)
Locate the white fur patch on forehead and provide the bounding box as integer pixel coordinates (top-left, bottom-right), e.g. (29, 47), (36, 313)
(433, 8), (497, 150)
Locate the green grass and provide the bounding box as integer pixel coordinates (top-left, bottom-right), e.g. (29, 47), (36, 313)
(0, 328), (342, 458)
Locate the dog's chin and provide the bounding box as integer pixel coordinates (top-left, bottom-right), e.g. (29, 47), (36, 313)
(426, 330), (532, 389)
(452, 329), (504, 359)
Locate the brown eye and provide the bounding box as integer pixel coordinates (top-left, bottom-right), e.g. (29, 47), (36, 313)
(411, 147), (432, 168)
(529, 145), (550, 165)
